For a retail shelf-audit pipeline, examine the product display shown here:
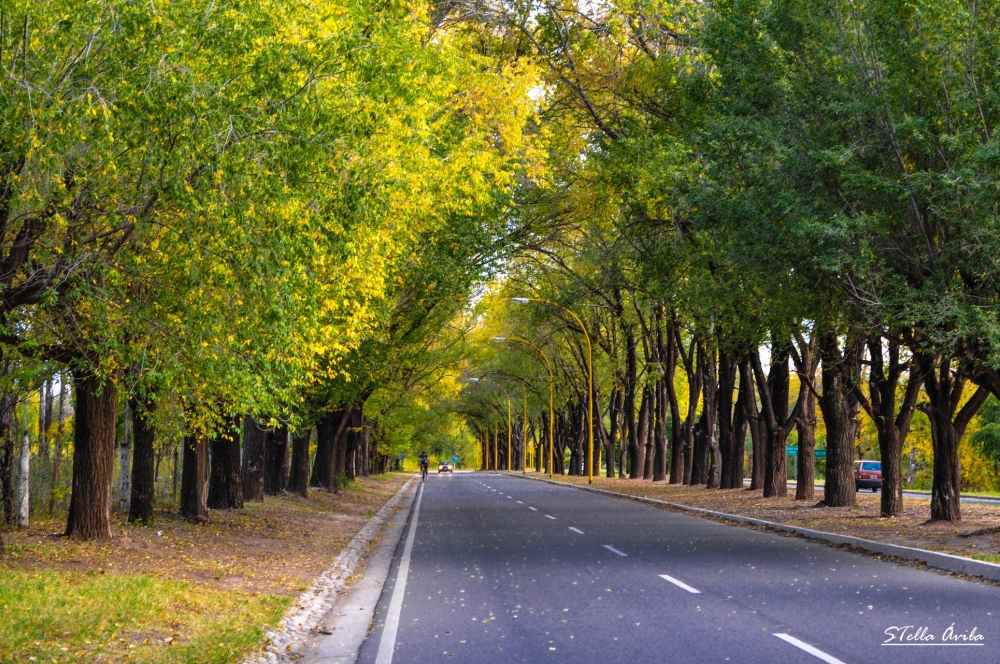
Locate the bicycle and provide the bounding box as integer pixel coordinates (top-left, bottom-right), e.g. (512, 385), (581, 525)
(421, 464), (428, 481)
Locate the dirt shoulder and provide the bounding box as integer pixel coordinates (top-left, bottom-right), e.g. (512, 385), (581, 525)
(0, 473), (412, 663)
(526, 473), (1000, 563)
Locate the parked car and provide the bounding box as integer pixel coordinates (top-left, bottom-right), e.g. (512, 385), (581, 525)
(855, 460), (882, 492)
(438, 461), (453, 473)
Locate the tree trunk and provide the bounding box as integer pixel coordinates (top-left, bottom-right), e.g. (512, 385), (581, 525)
(916, 352), (989, 522)
(718, 347), (747, 489)
(792, 335), (820, 501)
(795, 396), (817, 501)
(288, 426), (311, 497)
(0, 392), (14, 527)
(49, 378), (67, 514)
(703, 339), (721, 489)
(743, 355), (766, 491)
(361, 424), (371, 477)
(180, 435), (208, 523)
(625, 328), (641, 479)
(38, 380), (51, 463)
(16, 432), (29, 527)
(128, 398), (157, 523)
(637, 388), (651, 479)
(264, 425), (289, 495)
(751, 341), (802, 499)
(65, 375), (119, 540)
(690, 413), (707, 485)
(608, 388), (620, 479)
(817, 332), (861, 508)
(241, 415), (267, 502)
(679, 334), (702, 485)
(856, 336), (922, 517)
(117, 399), (133, 513)
(207, 415), (243, 509)
(311, 410), (345, 490)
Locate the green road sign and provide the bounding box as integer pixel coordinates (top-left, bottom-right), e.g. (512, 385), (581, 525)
(786, 446), (827, 459)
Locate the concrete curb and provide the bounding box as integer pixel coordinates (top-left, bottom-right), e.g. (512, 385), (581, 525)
(503, 473), (1000, 584)
(244, 476), (417, 664)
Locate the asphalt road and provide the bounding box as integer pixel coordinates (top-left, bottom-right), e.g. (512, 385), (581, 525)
(357, 472), (999, 664)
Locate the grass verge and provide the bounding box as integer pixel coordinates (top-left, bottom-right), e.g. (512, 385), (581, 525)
(0, 570), (290, 663)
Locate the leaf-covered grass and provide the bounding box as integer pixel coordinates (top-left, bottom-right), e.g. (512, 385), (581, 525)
(0, 569), (291, 663)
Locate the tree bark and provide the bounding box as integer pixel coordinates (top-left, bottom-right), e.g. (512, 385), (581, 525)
(625, 328), (641, 479)
(817, 332), (862, 507)
(637, 388), (651, 479)
(288, 426), (311, 497)
(311, 410), (344, 490)
(65, 375), (119, 540)
(128, 398), (157, 523)
(856, 335), (922, 517)
(16, 432), (29, 527)
(791, 333), (820, 501)
(718, 346), (748, 489)
(742, 359), (766, 491)
(678, 333), (702, 485)
(180, 435), (208, 523)
(0, 392), (14, 527)
(117, 399), (133, 513)
(751, 340), (803, 499)
(49, 379), (67, 514)
(264, 425), (289, 495)
(207, 415), (243, 509)
(915, 352), (988, 522)
(702, 338), (721, 488)
(241, 415), (267, 502)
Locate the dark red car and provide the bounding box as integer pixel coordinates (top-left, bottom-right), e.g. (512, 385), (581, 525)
(854, 460), (882, 492)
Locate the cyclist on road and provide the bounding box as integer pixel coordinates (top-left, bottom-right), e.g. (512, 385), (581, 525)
(419, 452), (429, 481)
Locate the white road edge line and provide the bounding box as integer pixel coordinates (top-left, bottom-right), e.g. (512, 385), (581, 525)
(773, 634), (847, 664)
(545, 515), (557, 520)
(658, 573), (700, 594)
(569, 527), (584, 534)
(603, 545), (628, 557)
(529, 507), (537, 511)
(374, 481), (425, 664)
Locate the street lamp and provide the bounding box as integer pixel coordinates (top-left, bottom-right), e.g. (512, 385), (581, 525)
(492, 336), (555, 478)
(512, 298), (595, 483)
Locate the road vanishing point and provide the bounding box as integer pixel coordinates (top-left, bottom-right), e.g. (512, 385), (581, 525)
(356, 473), (999, 664)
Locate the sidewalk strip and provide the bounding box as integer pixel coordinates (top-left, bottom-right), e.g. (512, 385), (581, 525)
(375, 482), (425, 664)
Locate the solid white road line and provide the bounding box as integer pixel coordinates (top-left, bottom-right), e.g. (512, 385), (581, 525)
(374, 482), (425, 664)
(529, 507), (538, 511)
(658, 574), (700, 594)
(545, 515), (557, 520)
(773, 634), (847, 664)
(603, 545), (628, 557)
(569, 527), (584, 534)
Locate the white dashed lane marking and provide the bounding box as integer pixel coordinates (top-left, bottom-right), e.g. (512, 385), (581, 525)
(516, 501), (523, 504)
(773, 634), (847, 664)
(545, 515), (557, 520)
(569, 527), (584, 534)
(603, 545), (628, 557)
(658, 574), (700, 594)
(529, 507), (537, 511)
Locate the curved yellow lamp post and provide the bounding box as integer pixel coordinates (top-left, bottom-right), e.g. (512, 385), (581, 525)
(512, 298), (594, 482)
(492, 336), (555, 478)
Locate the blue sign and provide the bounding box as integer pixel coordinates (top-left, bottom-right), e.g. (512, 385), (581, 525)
(452, 456), (458, 463)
